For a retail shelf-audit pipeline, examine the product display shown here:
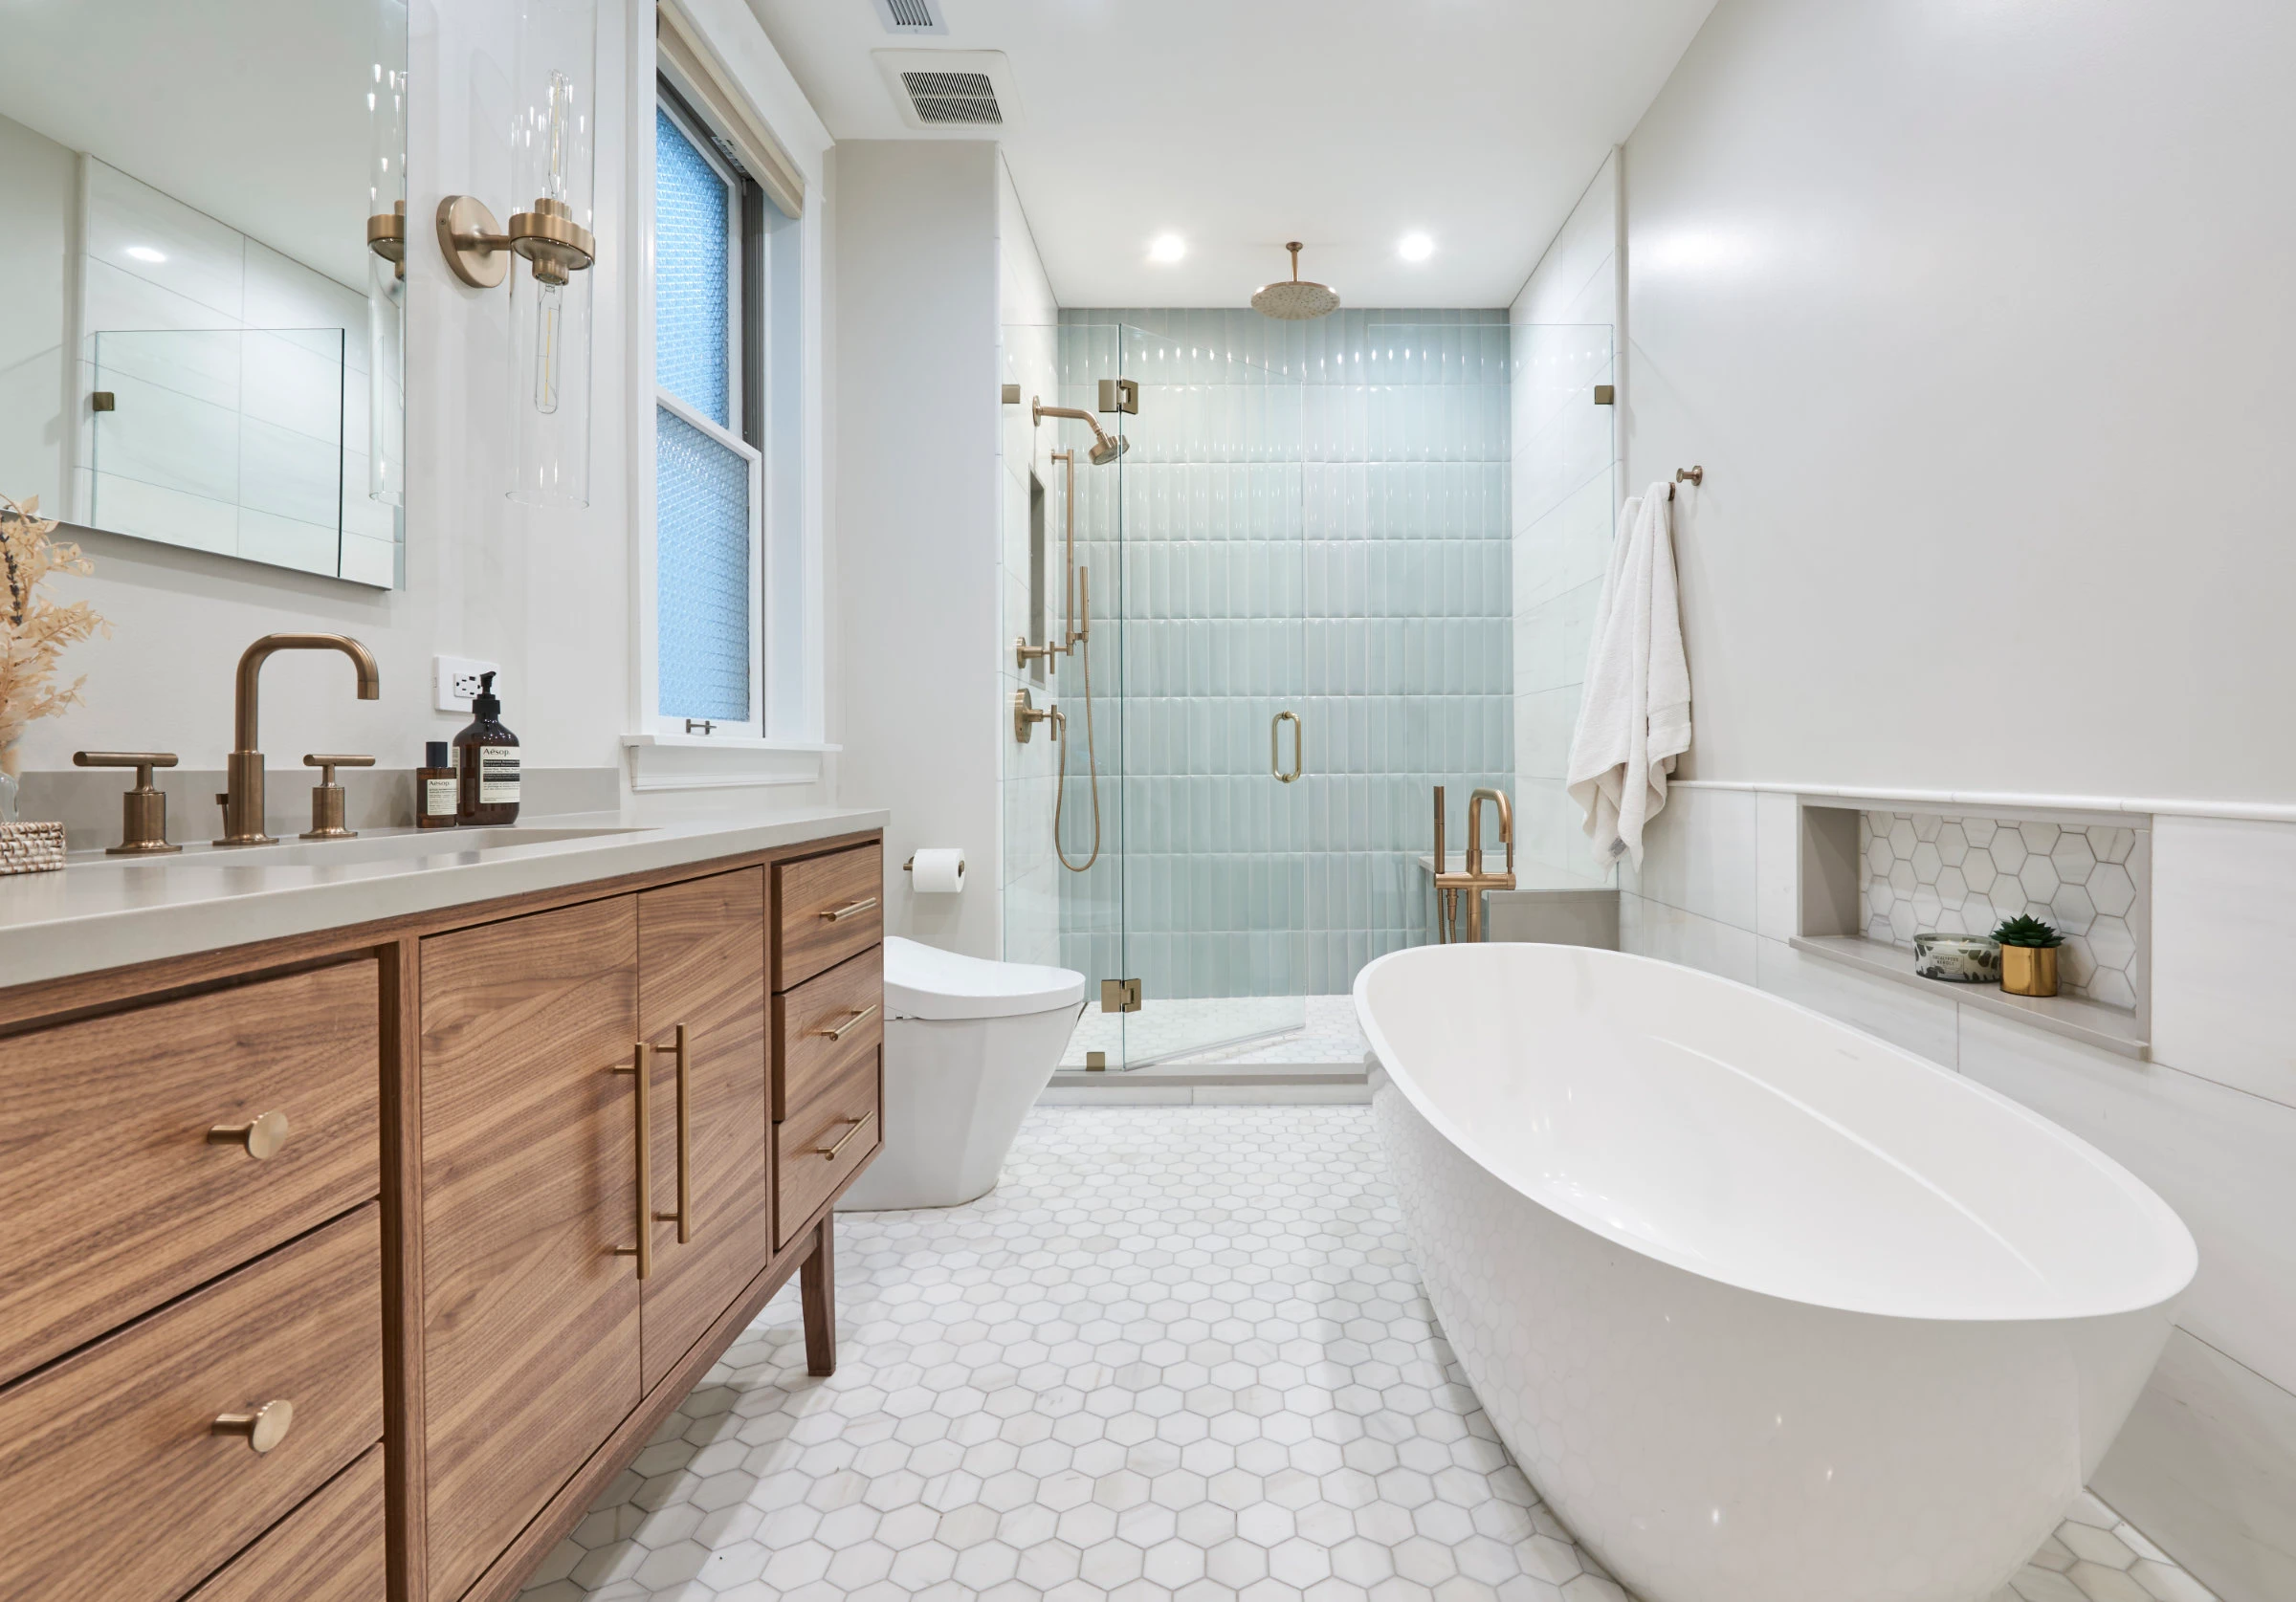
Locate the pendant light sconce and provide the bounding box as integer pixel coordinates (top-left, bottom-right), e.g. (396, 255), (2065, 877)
(363, 0), (408, 507)
(435, 0), (600, 508)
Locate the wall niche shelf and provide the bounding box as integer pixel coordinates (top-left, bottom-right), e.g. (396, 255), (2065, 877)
(1795, 796), (2152, 1062)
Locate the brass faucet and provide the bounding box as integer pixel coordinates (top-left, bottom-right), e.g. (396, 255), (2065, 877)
(1432, 785), (1515, 942)
(216, 634), (381, 845)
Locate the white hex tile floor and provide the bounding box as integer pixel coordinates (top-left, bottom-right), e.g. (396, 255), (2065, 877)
(521, 1108), (2215, 1602)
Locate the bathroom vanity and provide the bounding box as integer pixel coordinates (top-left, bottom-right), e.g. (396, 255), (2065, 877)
(0, 809), (889, 1602)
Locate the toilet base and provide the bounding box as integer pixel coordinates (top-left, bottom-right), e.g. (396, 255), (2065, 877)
(836, 1003), (1081, 1211)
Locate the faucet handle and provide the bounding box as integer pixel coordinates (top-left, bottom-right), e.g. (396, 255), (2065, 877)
(74, 751), (181, 855)
(299, 755), (373, 843)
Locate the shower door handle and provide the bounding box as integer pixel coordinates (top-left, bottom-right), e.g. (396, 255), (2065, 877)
(1271, 712), (1302, 784)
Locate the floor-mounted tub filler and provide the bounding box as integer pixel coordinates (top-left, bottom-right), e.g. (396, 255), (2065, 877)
(1355, 943), (2196, 1602)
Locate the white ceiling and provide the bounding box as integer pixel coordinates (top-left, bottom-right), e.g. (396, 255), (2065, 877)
(0, 0), (389, 292)
(744, 0), (1715, 308)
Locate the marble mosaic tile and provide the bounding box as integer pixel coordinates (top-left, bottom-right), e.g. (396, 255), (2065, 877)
(521, 1107), (2212, 1602)
(1861, 811), (2143, 1011)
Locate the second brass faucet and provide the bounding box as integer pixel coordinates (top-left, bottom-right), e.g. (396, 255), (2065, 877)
(1432, 785), (1515, 943)
(216, 634), (381, 845)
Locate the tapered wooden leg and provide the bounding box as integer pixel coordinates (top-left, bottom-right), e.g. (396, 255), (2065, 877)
(802, 1216), (837, 1376)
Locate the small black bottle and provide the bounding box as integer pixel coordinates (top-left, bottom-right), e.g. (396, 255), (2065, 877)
(453, 672), (521, 825)
(415, 740), (458, 829)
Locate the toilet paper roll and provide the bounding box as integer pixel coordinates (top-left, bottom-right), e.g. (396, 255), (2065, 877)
(910, 847), (966, 893)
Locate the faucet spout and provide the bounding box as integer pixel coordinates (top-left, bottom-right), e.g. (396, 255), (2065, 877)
(218, 633), (382, 845)
(1465, 787), (1513, 880)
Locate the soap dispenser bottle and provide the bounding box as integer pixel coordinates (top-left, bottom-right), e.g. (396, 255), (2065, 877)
(453, 671), (520, 825)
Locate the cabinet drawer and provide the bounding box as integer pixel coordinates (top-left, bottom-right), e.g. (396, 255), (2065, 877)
(773, 945), (883, 1123)
(188, 1444), (386, 1602)
(774, 844), (883, 990)
(0, 1204), (383, 1602)
(778, 1054), (880, 1248)
(0, 958), (380, 1386)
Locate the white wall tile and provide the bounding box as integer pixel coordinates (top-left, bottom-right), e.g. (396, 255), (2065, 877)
(1635, 784), (1759, 932)
(1955, 1009), (2296, 1400)
(1755, 789), (1799, 939)
(1755, 937), (1958, 1067)
(2093, 1329), (2296, 1602)
(1619, 892), (1757, 984)
(2151, 815), (2296, 1109)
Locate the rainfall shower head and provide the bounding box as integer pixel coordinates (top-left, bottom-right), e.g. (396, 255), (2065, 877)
(1251, 241), (1340, 320)
(1032, 398), (1130, 465)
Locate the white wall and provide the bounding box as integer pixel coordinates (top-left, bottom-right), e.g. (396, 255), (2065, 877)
(1510, 152), (1620, 883)
(0, 112), (72, 518)
(1604, 4), (2296, 1595)
(997, 156), (1061, 968)
(11, 0), (838, 826)
(834, 140), (1003, 956)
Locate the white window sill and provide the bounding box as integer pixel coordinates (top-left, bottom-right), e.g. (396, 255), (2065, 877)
(621, 733), (840, 792)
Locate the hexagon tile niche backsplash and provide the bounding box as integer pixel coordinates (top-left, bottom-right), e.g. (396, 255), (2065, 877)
(1860, 812), (2142, 1010)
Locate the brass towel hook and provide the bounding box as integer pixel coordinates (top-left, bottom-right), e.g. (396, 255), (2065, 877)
(1669, 465), (1703, 500)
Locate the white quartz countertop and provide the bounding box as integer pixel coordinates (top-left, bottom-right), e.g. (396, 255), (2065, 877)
(0, 805), (889, 990)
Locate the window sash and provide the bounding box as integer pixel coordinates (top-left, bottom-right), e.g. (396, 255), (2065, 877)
(654, 387), (763, 735)
(654, 97), (743, 433)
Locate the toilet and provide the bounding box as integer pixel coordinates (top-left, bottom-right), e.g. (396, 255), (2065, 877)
(837, 936), (1088, 1211)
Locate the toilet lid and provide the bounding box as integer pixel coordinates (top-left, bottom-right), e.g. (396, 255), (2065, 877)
(883, 935), (1089, 1021)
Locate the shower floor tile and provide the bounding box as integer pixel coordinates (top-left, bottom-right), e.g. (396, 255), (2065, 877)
(519, 1106), (2216, 1602)
(1061, 996), (1369, 1069)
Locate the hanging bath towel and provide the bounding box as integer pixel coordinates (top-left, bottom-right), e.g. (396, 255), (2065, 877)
(1566, 483), (1692, 868)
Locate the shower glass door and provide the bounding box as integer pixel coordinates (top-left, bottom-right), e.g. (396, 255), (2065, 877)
(1112, 320), (1308, 1067)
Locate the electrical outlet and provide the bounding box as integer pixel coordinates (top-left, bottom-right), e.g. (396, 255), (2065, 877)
(433, 655), (499, 713)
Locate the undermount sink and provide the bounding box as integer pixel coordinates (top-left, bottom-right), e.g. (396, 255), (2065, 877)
(80, 825), (643, 869)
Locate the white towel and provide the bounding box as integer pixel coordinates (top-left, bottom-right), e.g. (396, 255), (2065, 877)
(1566, 483), (1692, 868)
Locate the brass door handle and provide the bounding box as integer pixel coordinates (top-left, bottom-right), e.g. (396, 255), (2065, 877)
(812, 1003), (878, 1042)
(663, 1024), (692, 1245)
(1271, 711), (1302, 783)
(815, 1110), (874, 1162)
(213, 1398), (295, 1454)
(819, 896), (879, 923)
(613, 1044), (651, 1280)
(209, 1110), (292, 1160)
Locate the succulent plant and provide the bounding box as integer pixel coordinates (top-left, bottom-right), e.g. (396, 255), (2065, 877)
(1992, 913), (2064, 948)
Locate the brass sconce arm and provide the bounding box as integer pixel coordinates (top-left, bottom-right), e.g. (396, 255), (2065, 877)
(436, 195), (599, 289)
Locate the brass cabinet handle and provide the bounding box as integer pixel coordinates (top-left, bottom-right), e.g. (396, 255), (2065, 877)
(819, 896), (878, 923)
(612, 1044), (651, 1280)
(213, 1398), (295, 1454)
(812, 1003), (878, 1042)
(1271, 711), (1302, 783)
(663, 1023), (692, 1245)
(209, 1109), (292, 1160)
(815, 1110), (874, 1162)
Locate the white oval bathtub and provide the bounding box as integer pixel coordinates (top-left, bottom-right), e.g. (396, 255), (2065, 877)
(1356, 943), (2195, 1602)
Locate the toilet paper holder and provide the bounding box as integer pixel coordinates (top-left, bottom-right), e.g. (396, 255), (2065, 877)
(902, 851), (968, 889)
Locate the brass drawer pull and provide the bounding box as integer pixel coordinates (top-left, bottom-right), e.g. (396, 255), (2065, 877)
(209, 1109), (292, 1160)
(819, 896), (879, 923)
(812, 1003), (878, 1042)
(815, 1110), (874, 1162)
(612, 1044), (652, 1280)
(213, 1397), (295, 1454)
(664, 1023), (693, 1245)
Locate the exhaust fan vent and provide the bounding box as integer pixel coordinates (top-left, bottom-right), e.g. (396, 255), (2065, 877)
(872, 0), (946, 34)
(901, 70), (1002, 124)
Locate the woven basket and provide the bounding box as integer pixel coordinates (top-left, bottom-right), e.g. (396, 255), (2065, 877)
(0, 820), (66, 875)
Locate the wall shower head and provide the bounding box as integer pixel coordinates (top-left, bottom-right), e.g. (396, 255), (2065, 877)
(1033, 397), (1130, 465)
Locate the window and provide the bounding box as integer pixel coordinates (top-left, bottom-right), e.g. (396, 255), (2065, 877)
(653, 90), (763, 735)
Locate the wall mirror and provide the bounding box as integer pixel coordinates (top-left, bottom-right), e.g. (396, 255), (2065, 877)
(0, 0), (408, 587)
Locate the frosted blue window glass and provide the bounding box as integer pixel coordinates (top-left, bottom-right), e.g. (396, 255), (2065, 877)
(657, 405), (751, 720)
(655, 107), (730, 428)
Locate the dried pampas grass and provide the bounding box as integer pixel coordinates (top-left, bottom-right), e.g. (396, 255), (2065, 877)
(1, 494), (109, 778)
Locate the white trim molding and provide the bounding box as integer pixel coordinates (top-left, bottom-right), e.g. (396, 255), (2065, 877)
(1671, 779), (2296, 827)
(621, 733), (836, 791)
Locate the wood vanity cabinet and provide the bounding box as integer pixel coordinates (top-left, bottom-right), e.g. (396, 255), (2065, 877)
(0, 824), (883, 1602)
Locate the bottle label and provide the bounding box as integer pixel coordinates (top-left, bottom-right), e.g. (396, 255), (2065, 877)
(424, 777), (456, 817)
(478, 747), (520, 805)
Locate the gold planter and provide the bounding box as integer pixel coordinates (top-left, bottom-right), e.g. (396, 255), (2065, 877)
(2000, 944), (2060, 998)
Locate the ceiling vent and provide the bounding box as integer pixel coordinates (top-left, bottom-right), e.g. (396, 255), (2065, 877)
(871, 0), (945, 35)
(873, 50), (1023, 131)
(901, 70), (1000, 124)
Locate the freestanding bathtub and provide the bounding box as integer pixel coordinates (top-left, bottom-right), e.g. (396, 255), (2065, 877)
(1356, 943), (2196, 1602)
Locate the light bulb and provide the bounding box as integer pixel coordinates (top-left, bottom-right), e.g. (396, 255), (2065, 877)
(533, 280), (563, 414)
(1399, 232), (1434, 262)
(1149, 234), (1185, 264)
(544, 69), (571, 204)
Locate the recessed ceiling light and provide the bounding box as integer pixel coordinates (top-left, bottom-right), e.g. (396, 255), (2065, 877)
(1149, 234), (1186, 264)
(125, 245), (166, 263)
(1398, 232), (1434, 263)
